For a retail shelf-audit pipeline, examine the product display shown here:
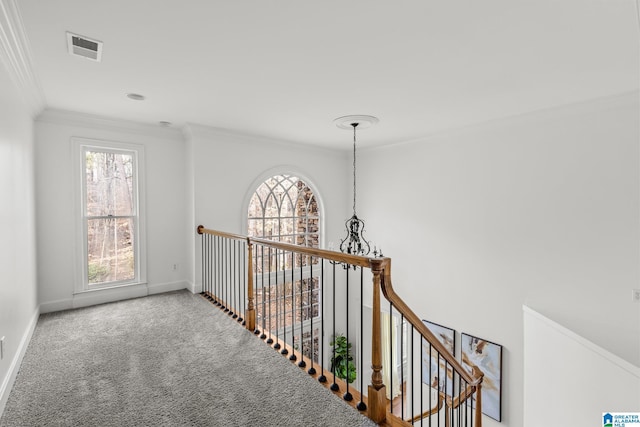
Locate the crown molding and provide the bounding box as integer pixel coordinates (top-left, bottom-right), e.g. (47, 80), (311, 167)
(363, 90), (640, 152)
(37, 108), (185, 141)
(183, 122), (340, 154)
(0, 0), (45, 116)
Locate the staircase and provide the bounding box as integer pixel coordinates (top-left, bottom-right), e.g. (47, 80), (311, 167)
(198, 225), (484, 426)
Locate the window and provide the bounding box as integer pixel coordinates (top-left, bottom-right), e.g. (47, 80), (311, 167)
(75, 139), (145, 291)
(247, 174), (320, 247)
(247, 173), (322, 361)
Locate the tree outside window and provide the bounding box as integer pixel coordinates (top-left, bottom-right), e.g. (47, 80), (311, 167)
(77, 141), (144, 290)
(248, 174), (322, 362)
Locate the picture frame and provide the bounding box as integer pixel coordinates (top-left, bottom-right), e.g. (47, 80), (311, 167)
(421, 320), (455, 396)
(461, 333), (503, 422)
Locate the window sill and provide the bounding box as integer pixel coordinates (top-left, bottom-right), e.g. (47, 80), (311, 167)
(74, 281), (148, 295)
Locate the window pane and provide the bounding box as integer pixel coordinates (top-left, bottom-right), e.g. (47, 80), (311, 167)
(247, 218), (263, 239)
(247, 174), (319, 249)
(87, 217), (135, 284)
(85, 150), (134, 216)
(264, 218), (279, 239)
(248, 193), (264, 218)
(264, 193), (279, 218)
(280, 193), (294, 217)
(280, 218), (294, 237)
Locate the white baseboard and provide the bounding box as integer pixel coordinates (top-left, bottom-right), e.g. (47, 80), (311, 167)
(39, 298), (73, 314)
(40, 282), (193, 314)
(0, 306), (40, 417)
(72, 284), (149, 309)
(189, 281), (201, 294)
(147, 280), (190, 295)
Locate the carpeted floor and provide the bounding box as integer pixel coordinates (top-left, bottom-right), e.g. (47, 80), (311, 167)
(0, 290), (377, 427)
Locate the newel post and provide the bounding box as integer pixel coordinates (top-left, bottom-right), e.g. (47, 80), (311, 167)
(475, 382), (483, 427)
(245, 239), (256, 332)
(368, 260), (387, 424)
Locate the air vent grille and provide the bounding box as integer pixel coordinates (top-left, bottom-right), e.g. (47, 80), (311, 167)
(66, 32), (102, 62)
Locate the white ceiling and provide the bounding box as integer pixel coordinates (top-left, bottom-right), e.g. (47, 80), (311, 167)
(16, 0), (640, 149)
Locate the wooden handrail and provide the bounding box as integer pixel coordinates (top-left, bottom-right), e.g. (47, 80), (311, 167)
(377, 259), (483, 388)
(197, 225), (483, 427)
(445, 383), (475, 410)
(197, 225), (247, 242)
(198, 225), (374, 268)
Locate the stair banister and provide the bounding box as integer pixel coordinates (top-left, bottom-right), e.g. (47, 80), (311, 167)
(197, 225), (485, 427)
(378, 260), (484, 426)
(367, 258), (387, 423)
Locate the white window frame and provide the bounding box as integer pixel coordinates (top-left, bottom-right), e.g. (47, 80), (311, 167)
(244, 169), (325, 343)
(242, 168), (325, 247)
(72, 137), (147, 293)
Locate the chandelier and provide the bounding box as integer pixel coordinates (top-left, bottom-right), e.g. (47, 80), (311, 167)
(333, 115), (382, 258)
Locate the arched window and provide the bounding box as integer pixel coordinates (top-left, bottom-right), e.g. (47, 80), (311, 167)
(247, 173), (321, 362)
(247, 174), (320, 247)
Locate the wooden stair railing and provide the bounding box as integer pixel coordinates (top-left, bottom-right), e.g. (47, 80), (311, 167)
(197, 226), (484, 427)
(377, 259), (484, 426)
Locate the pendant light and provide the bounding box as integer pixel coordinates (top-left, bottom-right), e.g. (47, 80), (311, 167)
(333, 115), (381, 258)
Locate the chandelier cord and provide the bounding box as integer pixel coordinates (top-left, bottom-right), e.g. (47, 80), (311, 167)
(352, 122), (358, 216)
(333, 114), (378, 257)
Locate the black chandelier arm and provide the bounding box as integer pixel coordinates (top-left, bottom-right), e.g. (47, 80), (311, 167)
(339, 214), (370, 256)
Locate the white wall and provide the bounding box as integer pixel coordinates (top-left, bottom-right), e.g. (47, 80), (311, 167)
(185, 124), (354, 381)
(357, 92), (640, 426)
(34, 110), (191, 311)
(524, 306), (640, 426)
(185, 124), (350, 292)
(0, 56), (39, 412)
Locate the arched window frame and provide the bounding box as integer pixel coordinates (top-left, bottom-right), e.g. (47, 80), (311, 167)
(242, 167), (324, 362)
(241, 167), (324, 248)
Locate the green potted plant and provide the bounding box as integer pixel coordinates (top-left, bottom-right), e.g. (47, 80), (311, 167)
(330, 333), (356, 383)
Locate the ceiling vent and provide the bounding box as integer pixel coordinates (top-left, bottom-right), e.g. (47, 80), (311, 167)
(66, 32), (102, 62)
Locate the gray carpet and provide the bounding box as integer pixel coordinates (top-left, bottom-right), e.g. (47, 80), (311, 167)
(1, 290), (377, 427)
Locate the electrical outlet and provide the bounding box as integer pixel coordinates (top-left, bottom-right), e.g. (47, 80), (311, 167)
(633, 289), (640, 302)
(0, 336), (4, 360)
(172, 263), (179, 271)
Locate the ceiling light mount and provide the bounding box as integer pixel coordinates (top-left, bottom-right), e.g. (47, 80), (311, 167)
(333, 115), (379, 130)
(126, 93), (145, 101)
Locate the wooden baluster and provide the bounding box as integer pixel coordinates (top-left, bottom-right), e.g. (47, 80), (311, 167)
(197, 226), (488, 426)
(368, 259), (386, 424)
(246, 239), (256, 332)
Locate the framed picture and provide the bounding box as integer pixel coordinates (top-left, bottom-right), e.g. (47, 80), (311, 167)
(421, 320), (455, 396)
(461, 333), (502, 422)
